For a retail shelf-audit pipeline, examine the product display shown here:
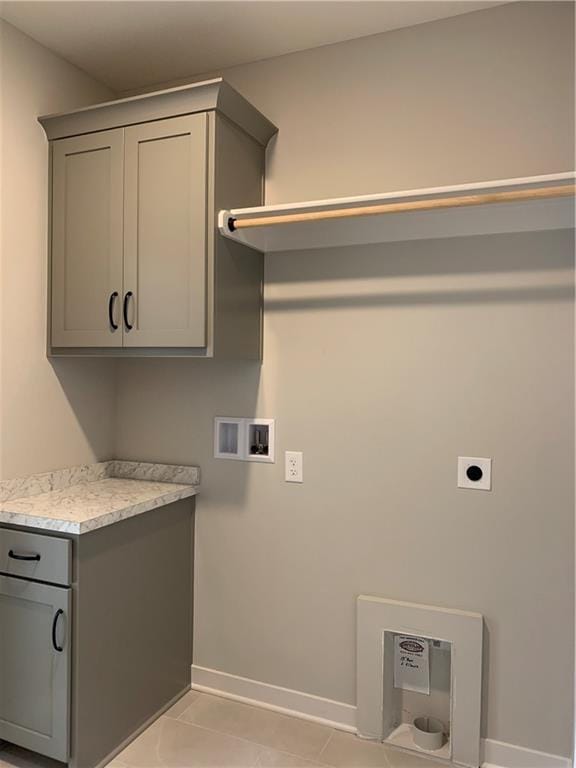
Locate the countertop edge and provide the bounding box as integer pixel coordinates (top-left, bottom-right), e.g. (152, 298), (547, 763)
(0, 484), (198, 535)
(76, 485), (198, 534)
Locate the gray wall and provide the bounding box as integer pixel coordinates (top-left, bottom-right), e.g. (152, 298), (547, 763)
(0, 20), (117, 480)
(0, 0), (572, 757)
(128, 1), (575, 203)
(2, 0), (571, 757)
(116, 2), (575, 756)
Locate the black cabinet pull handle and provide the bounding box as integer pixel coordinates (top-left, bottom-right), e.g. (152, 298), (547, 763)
(52, 609), (64, 652)
(123, 291), (133, 331)
(108, 291), (119, 330)
(8, 549), (41, 562)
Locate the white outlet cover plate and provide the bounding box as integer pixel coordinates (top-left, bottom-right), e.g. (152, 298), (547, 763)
(285, 451), (303, 483)
(457, 456), (492, 491)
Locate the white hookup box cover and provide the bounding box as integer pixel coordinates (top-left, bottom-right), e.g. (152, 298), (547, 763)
(393, 635), (430, 694)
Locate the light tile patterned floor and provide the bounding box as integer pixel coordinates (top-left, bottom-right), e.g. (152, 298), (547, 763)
(0, 692), (447, 768)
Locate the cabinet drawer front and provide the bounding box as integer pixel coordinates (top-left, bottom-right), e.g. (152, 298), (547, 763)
(0, 529), (71, 586)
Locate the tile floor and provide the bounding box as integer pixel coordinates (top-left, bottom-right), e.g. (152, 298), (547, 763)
(0, 692), (447, 768)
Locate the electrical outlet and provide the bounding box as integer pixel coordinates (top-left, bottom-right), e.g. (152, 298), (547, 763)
(457, 456), (492, 490)
(285, 451), (303, 483)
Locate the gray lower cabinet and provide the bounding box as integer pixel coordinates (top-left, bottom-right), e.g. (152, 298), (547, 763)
(0, 497), (194, 767)
(40, 79), (277, 359)
(0, 576), (71, 761)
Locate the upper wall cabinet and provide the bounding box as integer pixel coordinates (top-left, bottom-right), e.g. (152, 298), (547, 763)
(51, 129), (124, 348)
(39, 79), (277, 358)
(123, 115), (208, 349)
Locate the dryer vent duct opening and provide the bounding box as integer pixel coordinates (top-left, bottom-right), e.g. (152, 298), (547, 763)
(356, 595), (483, 768)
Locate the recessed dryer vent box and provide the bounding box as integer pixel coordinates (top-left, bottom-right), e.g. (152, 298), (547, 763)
(387, 632), (452, 759)
(214, 417), (275, 463)
(357, 596), (483, 767)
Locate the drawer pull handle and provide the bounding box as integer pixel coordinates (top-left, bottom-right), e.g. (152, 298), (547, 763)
(52, 609), (64, 652)
(123, 291), (133, 331)
(8, 549), (41, 562)
(108, 291), (119, 330)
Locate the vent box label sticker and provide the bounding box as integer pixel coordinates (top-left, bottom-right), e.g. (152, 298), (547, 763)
(393, 635), (430, 694)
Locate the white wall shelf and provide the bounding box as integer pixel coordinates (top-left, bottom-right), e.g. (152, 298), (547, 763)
(218, 172), (575, 253)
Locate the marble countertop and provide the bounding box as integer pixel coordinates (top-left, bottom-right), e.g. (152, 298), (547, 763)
(0, 461), (199, 534)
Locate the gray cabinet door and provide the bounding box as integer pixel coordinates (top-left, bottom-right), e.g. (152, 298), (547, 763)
(123, 114), (208, 347)
(51, 129), (124, 347)
(0, 576), (70, 761)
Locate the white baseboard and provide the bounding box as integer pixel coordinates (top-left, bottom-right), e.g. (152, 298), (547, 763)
(191, 665), (572, 768)
(191, 664), (356, 731)
(481, 739), (571, 768)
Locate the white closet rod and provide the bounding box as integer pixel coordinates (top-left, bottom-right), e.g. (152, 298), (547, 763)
(227, 184), (575, 231)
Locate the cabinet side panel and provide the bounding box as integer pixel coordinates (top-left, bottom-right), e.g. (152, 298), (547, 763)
(70, 500), (194, 767)
(214, 116), (265, 360)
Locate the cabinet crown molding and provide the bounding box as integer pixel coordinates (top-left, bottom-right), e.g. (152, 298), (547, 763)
(38, 77), (278, 147)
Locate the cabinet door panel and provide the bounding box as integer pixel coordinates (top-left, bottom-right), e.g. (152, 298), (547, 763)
(0, 576), (70, 761)
(51, 130), (123, 347)
(123, 115), (207, 347)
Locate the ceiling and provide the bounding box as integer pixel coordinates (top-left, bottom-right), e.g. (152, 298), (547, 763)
(1, 1), (506, 93)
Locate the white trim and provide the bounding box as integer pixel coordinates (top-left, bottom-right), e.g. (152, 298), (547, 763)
(191, 665), (572, 768)
(482, 739), (572, 768)
(191, 665), (356, 731)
